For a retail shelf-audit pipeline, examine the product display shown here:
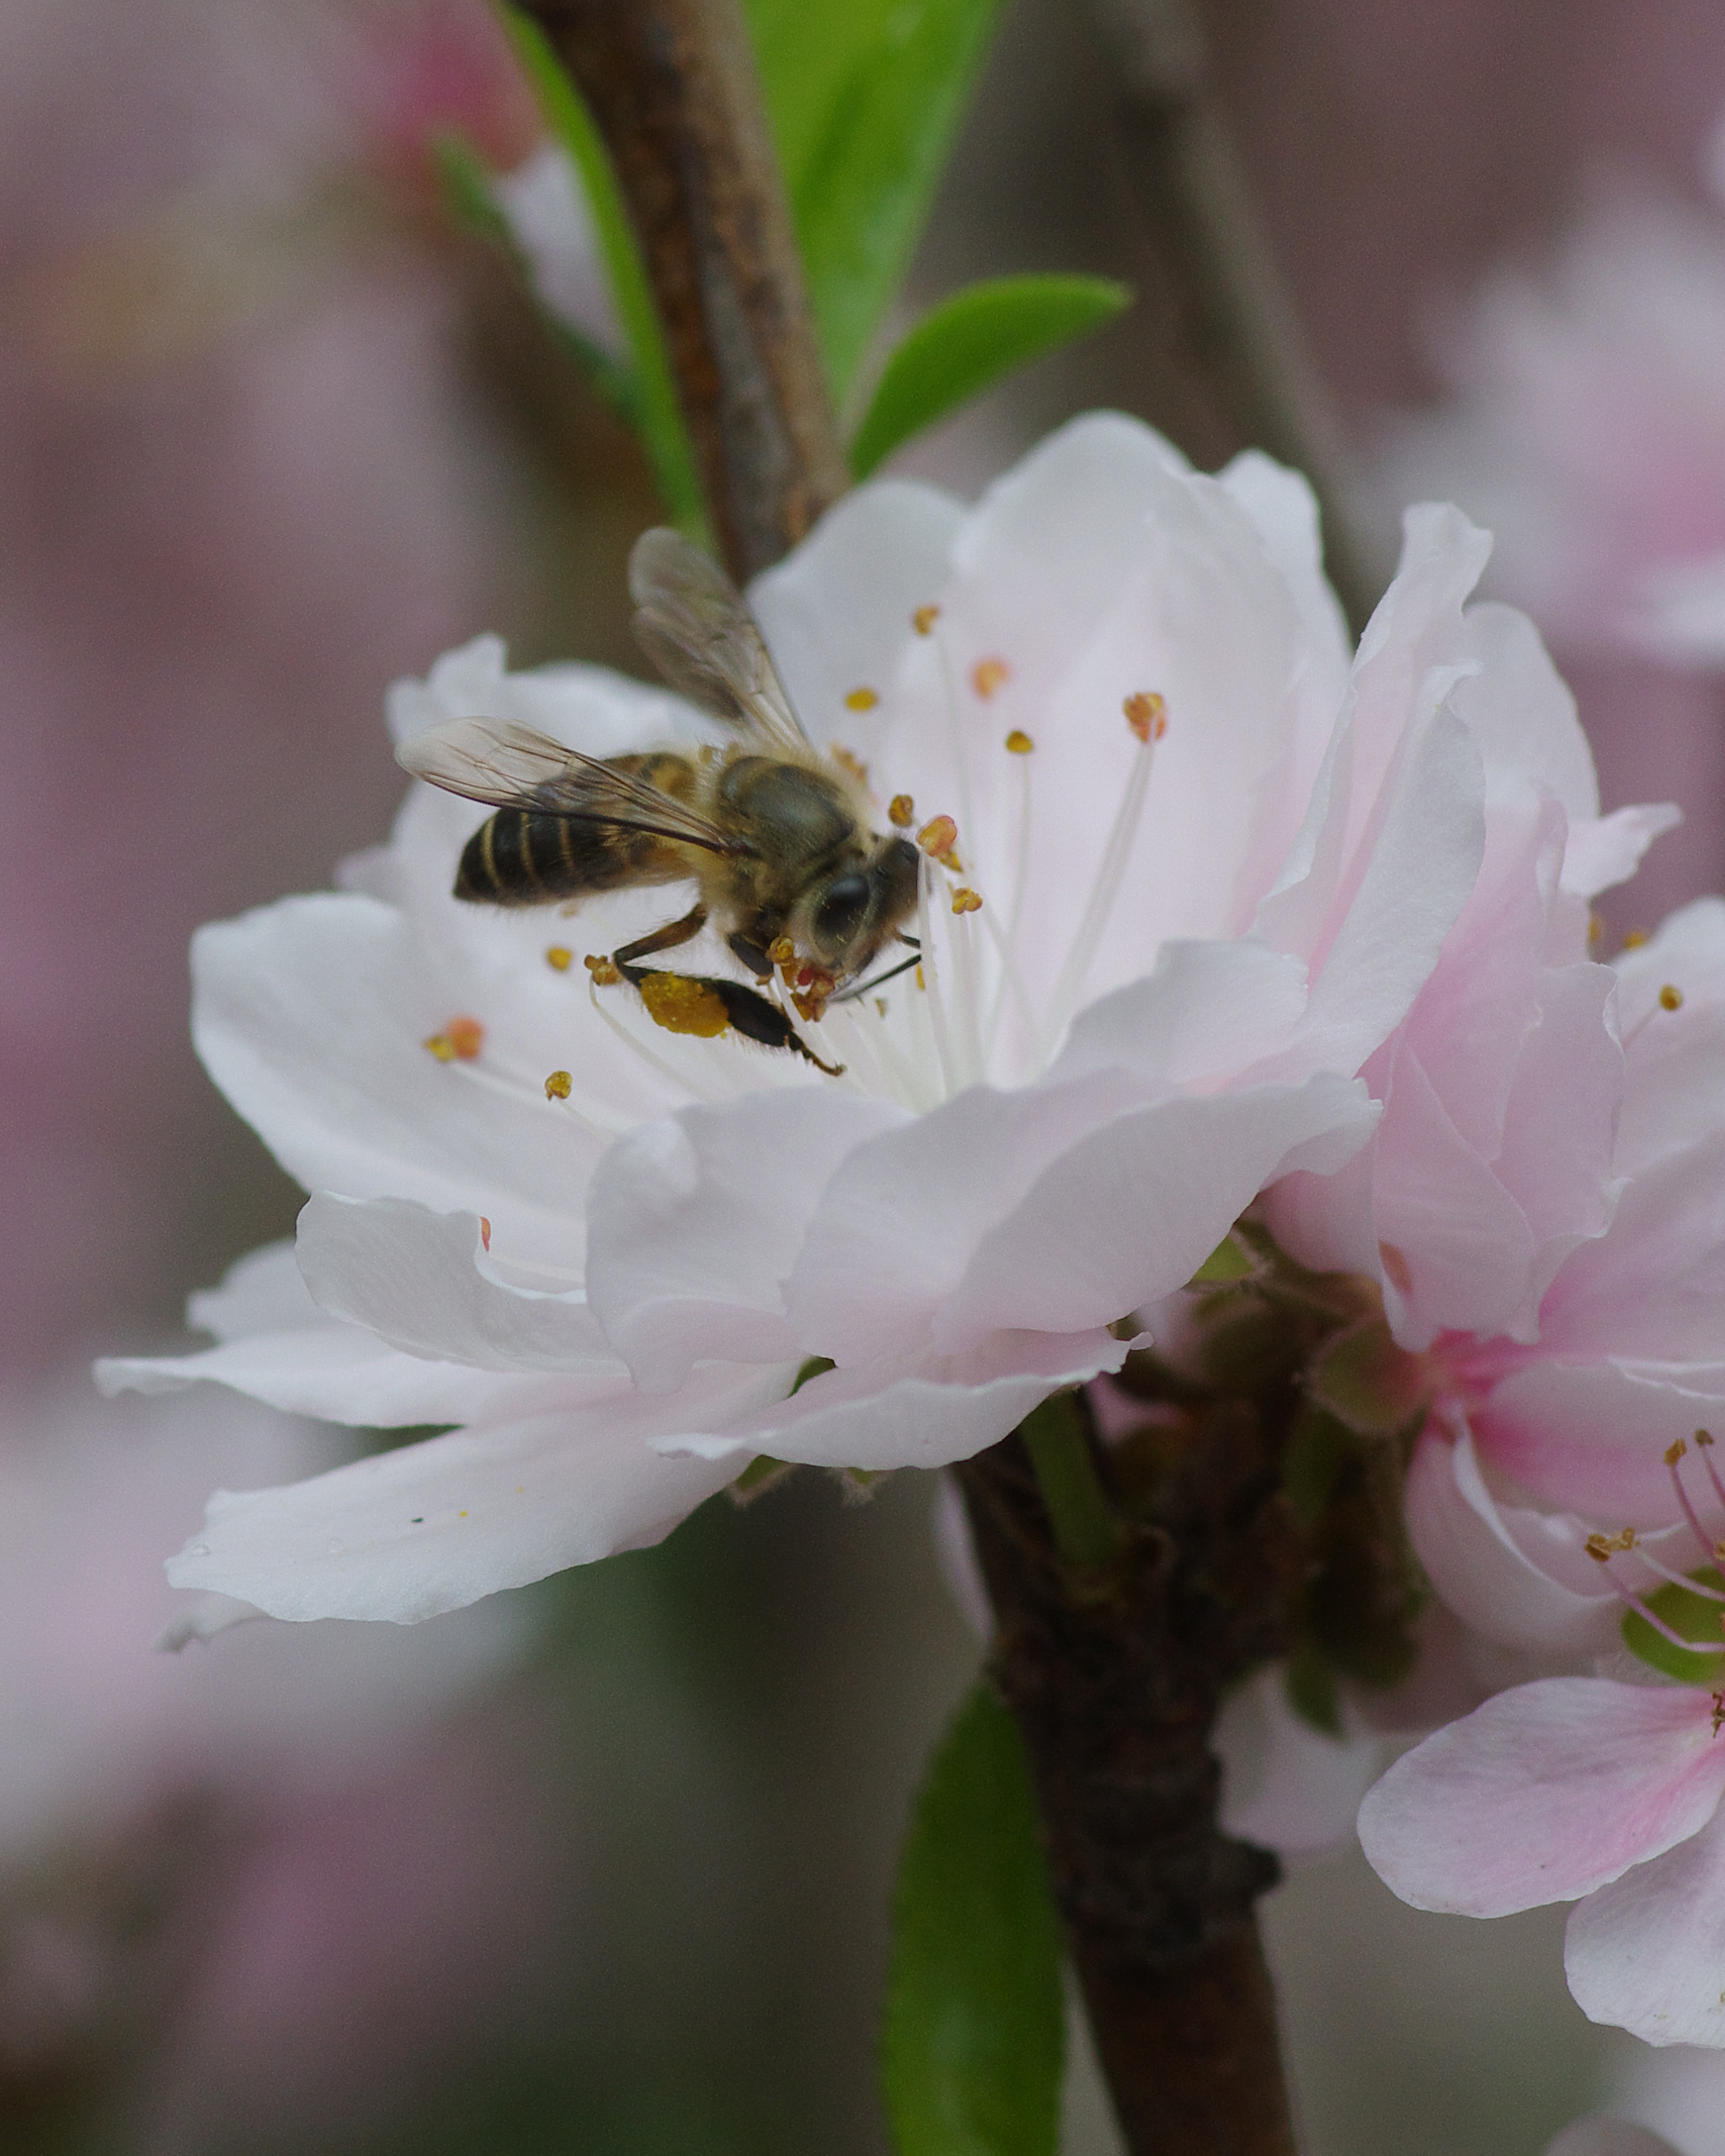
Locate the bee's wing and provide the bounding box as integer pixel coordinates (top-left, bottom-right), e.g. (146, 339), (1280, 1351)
(629, 526), (811, 754)
(396, 717), (750, 857)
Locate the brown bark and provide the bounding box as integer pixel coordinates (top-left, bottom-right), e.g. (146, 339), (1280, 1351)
(514, 0), (847, 584)
(1091, 0), (1382, 633)
(957, 1405), (1300, 2156)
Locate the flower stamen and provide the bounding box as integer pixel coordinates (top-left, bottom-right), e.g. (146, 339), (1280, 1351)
(1038, 693), (1163, 1058)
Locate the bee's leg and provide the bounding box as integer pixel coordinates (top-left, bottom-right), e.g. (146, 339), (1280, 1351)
(726, 931), (774, 980)
(708, 982), (845, 1076)
(611, 903), (709, 977)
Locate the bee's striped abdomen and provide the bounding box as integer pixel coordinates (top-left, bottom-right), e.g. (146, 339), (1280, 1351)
(453, 752), (701, 909)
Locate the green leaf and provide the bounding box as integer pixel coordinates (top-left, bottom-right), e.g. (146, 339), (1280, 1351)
(747, 0), (1003, 400)
(1621, 1568), (1725, 1684)
(882, 1686), (1065, 2156)
(850, 275), (1131, 476)
(500, 8), (707, 533)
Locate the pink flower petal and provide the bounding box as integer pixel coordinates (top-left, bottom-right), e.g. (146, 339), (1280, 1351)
(1566, 1798), (1725, 2047)
(1358, 1677), (1725, 1914)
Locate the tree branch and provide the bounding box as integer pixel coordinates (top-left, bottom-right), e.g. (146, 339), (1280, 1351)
(956, 1399), (1300, 2156)
(515, 0), (848, 583)
(1091, 0), (1382, 632)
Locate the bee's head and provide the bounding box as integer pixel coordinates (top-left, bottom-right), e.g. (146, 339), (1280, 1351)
(803, 835), (921, 976)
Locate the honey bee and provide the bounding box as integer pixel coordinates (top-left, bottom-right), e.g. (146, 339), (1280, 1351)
(395, 528), (922, 1073)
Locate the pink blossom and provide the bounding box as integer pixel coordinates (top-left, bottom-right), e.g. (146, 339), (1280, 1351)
(1381, 153), (1725, 671)
(1359, 1675), (1725, 2047)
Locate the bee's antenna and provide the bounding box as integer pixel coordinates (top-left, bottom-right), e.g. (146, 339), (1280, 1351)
(831, 949), (922, 1004)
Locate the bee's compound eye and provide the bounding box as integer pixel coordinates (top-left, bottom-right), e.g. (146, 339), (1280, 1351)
(813, 872), (871, 947)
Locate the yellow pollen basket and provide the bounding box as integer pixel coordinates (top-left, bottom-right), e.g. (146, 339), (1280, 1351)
(637, 972), (733, 1039)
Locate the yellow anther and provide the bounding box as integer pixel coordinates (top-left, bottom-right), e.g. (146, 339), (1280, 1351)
(767, 937), (795, 964)
(425, 1014), (483, 1062)
(546, 945), (574, 972)
(792, 988), (829, 1023)
(971, 657), (1011, 699)
(1660, 984), (1685, 1011)
(912, 604), (940, 636)
(480, 1216), (492, 1251)
(889, 793), (915, 828)
(1622, 929), (1650, 949)
(1668, 1438), (1690, 1465)
(544, 1070), (573, 1101)
(844, 686), (880, 711)
(1585, 1533), (1612, 1562)
(917, 814), (959, 858)
(584, 954), (622, 987)
(1005, 728), (1033, 755)
(1124, 690), (1167, 743)
(1701, 1430), (1717, 1448)
(951, 887), (983, 915)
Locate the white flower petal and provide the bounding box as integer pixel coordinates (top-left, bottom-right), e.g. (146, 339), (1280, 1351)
(747, 478), (965, 741)
(585, 1089), (906, 1391)
(194, 894), (597, 1267)
(670, 1327), (1127, 1472)
(929, 1075), (1377, 1355)
(165, 1363), (787, 1622)
(186, 1238), (321, 1338)
(99, 1325), (553, 1428)
(296, 1193), (617, 1373)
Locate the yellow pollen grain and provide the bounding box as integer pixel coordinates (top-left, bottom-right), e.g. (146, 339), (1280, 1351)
(971, 657), (1011, 699)
(1661, 984), (1685, 1011)
(1622, 928), (1650, 948)
(768, 937), (795, 964)
(545, 1070), (573, 1101)
(546, 945), (574, 972)
(1124, 690), (1167, 744)
(638, 972), (732, 1039)
(425, 1033), (457, 1062)
(1005, 728), (1033, 755)
(951, 887), (982, 915)
(889, 793), (915, 828)
(584, 953), (622, 987)
(917, 813), (959, 858)
(912, 604), (940, 636)
(844, 685), (880, 711)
